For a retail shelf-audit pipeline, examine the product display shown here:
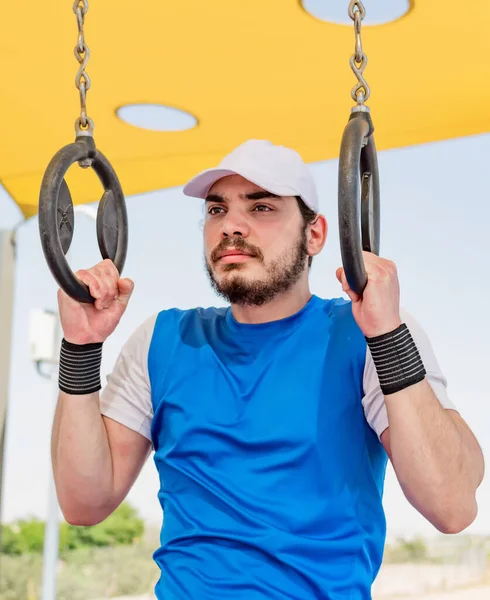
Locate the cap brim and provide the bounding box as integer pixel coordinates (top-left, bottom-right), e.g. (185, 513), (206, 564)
(183, 168), (240, 199)
(183, 167), (300, 200)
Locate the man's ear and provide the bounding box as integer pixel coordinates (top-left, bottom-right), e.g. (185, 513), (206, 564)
(308, 214), (328, 258)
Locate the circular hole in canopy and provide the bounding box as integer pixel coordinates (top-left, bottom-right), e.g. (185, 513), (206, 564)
(117, 103), (198, 131)
(301, 0), (410, 25)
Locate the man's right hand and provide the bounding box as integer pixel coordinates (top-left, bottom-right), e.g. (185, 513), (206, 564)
(58, 259), (134, 345)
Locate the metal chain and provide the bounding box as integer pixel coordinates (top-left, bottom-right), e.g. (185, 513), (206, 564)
(73, 0), (94, 135)
(348, 0), (370, 105)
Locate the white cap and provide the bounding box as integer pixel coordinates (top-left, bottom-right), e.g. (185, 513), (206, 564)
(183, 139), (319, 212)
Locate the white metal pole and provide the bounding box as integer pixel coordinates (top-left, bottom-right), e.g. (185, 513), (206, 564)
(41, 205), (97, 600)
(0, 229), (16, 553)
(40, 313), (62, 600)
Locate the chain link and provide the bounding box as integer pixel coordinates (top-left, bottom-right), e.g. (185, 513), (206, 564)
(348, 0), (370, 105)
(73, 0), (94, 134)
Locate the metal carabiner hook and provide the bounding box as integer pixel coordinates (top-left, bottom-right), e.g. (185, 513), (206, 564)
(348, 1), (366, 21)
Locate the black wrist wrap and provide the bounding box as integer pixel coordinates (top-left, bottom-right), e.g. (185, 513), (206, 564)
(59, 339), (103, 395)
(366, 324), (426, 395)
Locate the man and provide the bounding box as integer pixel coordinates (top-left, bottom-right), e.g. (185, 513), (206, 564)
(52, 140), (484, 599)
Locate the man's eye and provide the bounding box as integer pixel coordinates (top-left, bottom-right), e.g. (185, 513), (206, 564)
(208, 206), (225, 215)
(253, 205), (272, 212)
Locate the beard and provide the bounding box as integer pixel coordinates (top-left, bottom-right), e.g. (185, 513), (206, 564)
(205, 228), (309, 306)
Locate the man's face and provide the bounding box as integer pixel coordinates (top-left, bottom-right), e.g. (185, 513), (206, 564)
(203, 175), (311, 306)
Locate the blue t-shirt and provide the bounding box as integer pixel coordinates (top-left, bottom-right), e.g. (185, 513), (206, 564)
(148, 294), (388, 599)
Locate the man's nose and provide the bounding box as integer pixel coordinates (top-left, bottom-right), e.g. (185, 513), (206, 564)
(220, 208), (250, 238)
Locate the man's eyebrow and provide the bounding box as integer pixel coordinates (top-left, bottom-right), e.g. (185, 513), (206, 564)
(243, 191), (281, 201)
(205, 193), (225, 203)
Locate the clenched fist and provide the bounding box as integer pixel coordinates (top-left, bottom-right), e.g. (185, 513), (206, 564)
(58, 259), (134, 345)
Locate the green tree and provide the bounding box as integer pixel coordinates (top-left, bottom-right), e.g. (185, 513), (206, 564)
(384, 535), (428, 563)
(402, 536), (428, 562)
(1, 523), (23, 555)
(63, 502), (144, 550)
(14, 518), (45, 554)
(1, 502), (144, 557)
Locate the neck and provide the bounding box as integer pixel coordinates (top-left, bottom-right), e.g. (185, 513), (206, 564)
(230, 282), (312, 324)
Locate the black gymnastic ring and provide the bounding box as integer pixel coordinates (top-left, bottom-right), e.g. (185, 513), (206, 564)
(38, 136), (128, 303)
(338, 110), (380, 295)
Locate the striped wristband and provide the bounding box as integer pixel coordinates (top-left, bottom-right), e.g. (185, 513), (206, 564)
(366, 324), (427, 395)
(59, 339), (103, 395)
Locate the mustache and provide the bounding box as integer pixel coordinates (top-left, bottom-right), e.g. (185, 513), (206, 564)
(211, 238), (263, 263)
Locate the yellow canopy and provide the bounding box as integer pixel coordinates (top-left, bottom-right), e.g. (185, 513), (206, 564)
(1, 1), (488, 219)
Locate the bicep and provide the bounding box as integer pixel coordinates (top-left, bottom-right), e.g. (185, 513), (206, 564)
(99, 314), (157, 505)
(103, 415), (152, 506)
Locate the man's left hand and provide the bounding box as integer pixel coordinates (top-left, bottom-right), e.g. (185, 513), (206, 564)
(336, 251), (402, 338)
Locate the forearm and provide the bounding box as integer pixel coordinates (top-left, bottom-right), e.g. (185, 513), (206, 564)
(385, 379), (484, 533)
(52, 391), (115, 525)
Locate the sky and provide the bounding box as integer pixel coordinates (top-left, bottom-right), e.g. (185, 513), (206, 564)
(0, 127), (489, 542)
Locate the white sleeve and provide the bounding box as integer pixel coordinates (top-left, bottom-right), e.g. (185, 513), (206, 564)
(99, 313), (158, 442)
(362, 308), (459, 440)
